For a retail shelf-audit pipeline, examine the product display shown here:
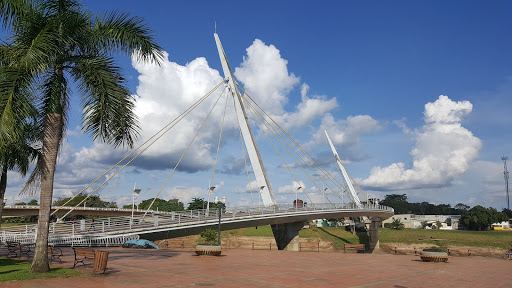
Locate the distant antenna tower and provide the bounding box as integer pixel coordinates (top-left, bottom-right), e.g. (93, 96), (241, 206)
(502, 156), (510, 210)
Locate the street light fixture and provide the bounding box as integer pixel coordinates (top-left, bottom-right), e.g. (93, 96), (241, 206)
(214, 196), (227, 246)
(131, 186), (142, 229)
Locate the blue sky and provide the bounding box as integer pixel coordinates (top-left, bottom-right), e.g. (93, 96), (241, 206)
(6, 0), (512, 210)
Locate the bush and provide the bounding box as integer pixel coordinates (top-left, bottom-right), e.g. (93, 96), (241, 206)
(383, 223), (392, 229)
(422, 246), (446, 253)
(390, 218), (405, 230)
(197, 229), (218, 245)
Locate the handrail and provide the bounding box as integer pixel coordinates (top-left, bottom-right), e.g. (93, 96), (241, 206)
(0, 203), (393, 246)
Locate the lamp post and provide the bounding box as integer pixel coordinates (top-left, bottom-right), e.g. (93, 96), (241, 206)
(296, 187), (303, 209)
(259, 186), (265, 209)
(323, 187), (328, 209)
(131, 186), (142, 229)
(206, 186), (216, 216)
(214, 196), (226, 246)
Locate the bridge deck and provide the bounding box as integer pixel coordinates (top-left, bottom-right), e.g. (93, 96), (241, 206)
(0, 203), (393, 246)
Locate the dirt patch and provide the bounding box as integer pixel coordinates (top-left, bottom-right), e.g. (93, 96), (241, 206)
(381, 242), (508, 259)
(155, 236), (508, 259)
(157, 235), (336, 251)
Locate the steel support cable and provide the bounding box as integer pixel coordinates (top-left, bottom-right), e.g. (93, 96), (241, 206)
(54, 81), (225, 220)
(239, 91), (352, 204)
(350, 173), (368, 202)
(235, 86), (345, 202)
(231, 95), (254, 206)
(239, 94), (337, 204)
(209, 91), (230, 196)
(240, 94), (333, 204)
(53, 80), (224, 216)
(237, 84), (355, 203)
(142, 86), (228, 221)
(242, 96), (313, 203)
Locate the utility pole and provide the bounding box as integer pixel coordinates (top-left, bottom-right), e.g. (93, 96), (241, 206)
(502, 156), (510, 210)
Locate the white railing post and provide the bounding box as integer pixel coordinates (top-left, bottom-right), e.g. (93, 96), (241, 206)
(154, 215), (159, 227)
(178, 214), (181, 224)
(102, 221), (105, 232)
(171, 212), (175, 221)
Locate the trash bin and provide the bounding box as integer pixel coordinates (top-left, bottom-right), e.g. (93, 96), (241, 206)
(93, 250), (109, 273)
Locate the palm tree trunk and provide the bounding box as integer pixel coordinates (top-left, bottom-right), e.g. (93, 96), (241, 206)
(0, 165), (7, 228)
(31, 113), (62, 273)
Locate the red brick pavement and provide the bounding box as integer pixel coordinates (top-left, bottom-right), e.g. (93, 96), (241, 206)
(2, 247), (511, 288)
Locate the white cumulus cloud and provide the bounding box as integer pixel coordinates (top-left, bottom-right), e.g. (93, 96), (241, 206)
(235, 39), (300, 115)
(360, 95), (482, 190)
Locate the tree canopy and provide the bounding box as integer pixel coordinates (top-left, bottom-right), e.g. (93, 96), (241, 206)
(124, 198), (184, 212)
(459, 205), (509, 231)
(53, 194), (117, 208)
(380, 194), (470, 215)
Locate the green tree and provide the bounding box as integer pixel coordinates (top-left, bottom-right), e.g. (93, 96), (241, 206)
(136, 198), (184, 212)
(380, 194), (410, 214)
(27, 199), (38, 205)
(502, 208), (512, 218)
(53, 194), (117, 208)
(0, 0), (162, 272)
(459, 205), (509, 231)
(0, 111), (41, 227)
(455, 203), (470, 214)
(187, 198), (207, 210)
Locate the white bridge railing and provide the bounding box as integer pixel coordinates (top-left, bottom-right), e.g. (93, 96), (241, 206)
(0, 203), (393, 246)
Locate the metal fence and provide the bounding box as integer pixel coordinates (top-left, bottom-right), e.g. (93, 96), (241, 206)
(0, 203), (393, 246)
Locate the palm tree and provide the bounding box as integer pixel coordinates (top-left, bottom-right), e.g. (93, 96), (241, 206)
(0, 0), (163, 273)
(0, 111), (41, 227)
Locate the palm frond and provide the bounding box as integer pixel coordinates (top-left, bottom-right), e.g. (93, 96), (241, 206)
(93, 11), (164, 64)
(73, 55), (139, 148)
(0, 66), (37, 142)
(0, 0), (34, 30)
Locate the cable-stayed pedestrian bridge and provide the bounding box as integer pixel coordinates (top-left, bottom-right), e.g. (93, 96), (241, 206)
(6, 33), (394, 252)
(0, 203), (393, 248)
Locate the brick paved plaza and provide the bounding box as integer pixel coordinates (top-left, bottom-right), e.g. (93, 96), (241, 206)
(3, 247), (511, 287)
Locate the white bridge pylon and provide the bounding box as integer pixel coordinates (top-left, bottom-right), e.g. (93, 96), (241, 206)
(214, 33), (276, 206)
(325, 131), (363, 208)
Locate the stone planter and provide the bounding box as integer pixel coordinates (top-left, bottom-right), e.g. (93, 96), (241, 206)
(420, 251), (449, 262)
(195, 245), (222, 256)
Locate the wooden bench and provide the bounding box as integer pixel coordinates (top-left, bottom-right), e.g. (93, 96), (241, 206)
(299, 241), (319, 252)
(344, 243), (365, 253)
(252, 241), (272, 250)
(6, 241), (33, 258)
(160, 240), (185, 248)
(48, 245), (63, 261)
(73, 248), (109, 273)
(447, 247), (471, 256)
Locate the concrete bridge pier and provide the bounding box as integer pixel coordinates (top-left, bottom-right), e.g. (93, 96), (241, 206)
(271, 221), (304, 251)
(368, 217), (382, 252)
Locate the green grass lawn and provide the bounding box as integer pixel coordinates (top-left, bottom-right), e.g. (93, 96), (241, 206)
(379, 228), (512, 249)
(224, 226), (512, 250)
(0, 258), (82, 282)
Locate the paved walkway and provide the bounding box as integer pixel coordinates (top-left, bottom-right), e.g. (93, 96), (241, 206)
(3, 247), (511, 287)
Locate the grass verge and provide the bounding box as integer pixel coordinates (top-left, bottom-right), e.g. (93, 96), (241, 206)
(0, 257), (82, 282)
(223, 226), (512, 250)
